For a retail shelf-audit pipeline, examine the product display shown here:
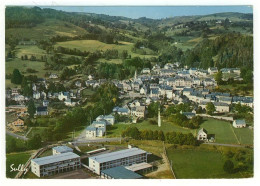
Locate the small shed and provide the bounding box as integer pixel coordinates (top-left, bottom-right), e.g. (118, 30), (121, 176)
(52, 146), (73, 155)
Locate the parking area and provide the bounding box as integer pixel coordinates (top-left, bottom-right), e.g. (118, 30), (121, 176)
(48, 169), (97, 179)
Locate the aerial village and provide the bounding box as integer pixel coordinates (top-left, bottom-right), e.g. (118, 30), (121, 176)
(6, 62), (253, 178)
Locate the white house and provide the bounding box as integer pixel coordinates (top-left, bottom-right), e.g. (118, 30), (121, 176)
(141, 68), (151, 74)
(49, 73), (58, 79)
(208, 67), (218, 74)
(197, 128), (208, 141)
(58, 92), (70, 101)
(140, 87), (147, 95)
(96, 115), (115, 125)
(86, 121), (106, 138)
(64, 98), (79, 107)
(88, 75), (94, 80)
(131, 106), (146, 118)
(75, 81), (82, 87)
(33, 92), (41, 99)
(43, 100), (49, 107)
(233, 120), (246, 128)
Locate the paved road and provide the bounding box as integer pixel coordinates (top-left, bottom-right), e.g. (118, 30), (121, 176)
(6, 130), (28, 140)
(204, 142), (249, 148)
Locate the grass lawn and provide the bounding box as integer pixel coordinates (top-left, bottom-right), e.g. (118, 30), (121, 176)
(6, 151), (33, 178)
(27, 127), (47, 139)
(77, 145), (100, 153)
(6, 134), (28, 152)
(55, 39), (157, 59)
(129, 140), (165, 157)
(6, 18), (88, 40)
(217, 83), (253, 96)
(106, 118), (196, 137)
(166, 147), (244, 178)
(97, 58), (123, 64)
(234, 127), (253, 145)
(15, 45), (47, 59)
(38, 149), (53, 158)
(81, 88), (95, 97)
(199, 118), (239, 144)
(108, 117), (250, 145)
(5, 79), (20, 89)
(6, 58), (58, 78)
(23, 171), (39, 179)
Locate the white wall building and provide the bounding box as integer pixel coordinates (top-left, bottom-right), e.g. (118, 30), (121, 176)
(89, 148), (147, 175)
(31, 152), (80, 177)
(233, 120), (246, 128)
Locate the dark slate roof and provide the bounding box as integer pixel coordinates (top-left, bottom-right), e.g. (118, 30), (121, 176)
(118, 108), (129, 113)
(101, 166), (142, 179)
(213, 102), (229, 106)
(183, 88), (194, 92)
(151, 88), (159, 94)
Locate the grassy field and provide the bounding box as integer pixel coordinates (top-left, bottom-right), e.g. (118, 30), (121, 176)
(15, 45), (47, 58)
(166, 147), (246, 178)
(6, 18), (88, 40)
(81, 88), (95, 97)
(77, 145), (101, 153)
(6, 151), (33, 178)
(217, 83), (253, 96)
(5, 79), (20, 89)
(106, 118), (196, 137)
(6, 134), (28, 152)
(55, 40), (133, 52)
(107, 118), (251, 145)
(199, 118), (239, 144)
(96, 58), (123, 64)
(27, 127), (47, 139)
(234, 127), (253, 145)
(38, 149), (53, 158)
(55, 39), (157, 59)
(6, 58), (58, 78)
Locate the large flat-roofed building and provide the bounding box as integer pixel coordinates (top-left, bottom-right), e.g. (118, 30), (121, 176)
(101, 166), (142, 179)
(52, 146), (73, 155)
(89, 147), (147, 175)
(31, 152), (81, 177)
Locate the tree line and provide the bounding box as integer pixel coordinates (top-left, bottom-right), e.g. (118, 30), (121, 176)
(121, 127), (198, 146)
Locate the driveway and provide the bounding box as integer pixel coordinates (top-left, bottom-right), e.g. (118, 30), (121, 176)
(6, 130), (28, 140)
